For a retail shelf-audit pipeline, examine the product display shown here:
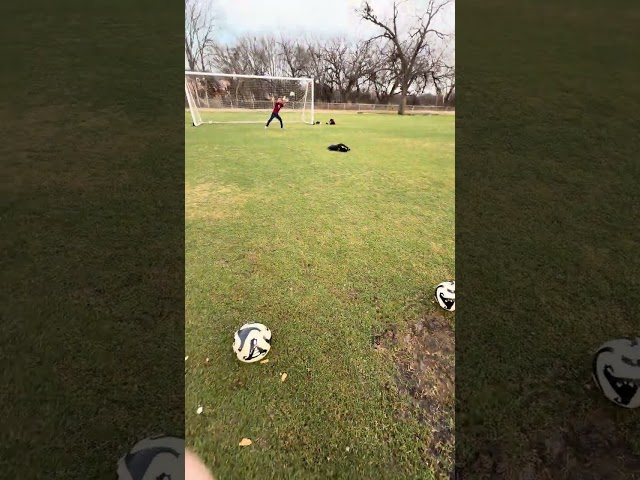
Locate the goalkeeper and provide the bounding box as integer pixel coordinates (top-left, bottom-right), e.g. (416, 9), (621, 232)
(265, 97), (286, 129)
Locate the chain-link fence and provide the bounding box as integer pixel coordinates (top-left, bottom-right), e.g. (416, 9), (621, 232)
(314, 103), (454, 113)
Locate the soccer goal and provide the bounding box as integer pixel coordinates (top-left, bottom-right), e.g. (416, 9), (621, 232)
(185, 72), (315, 126)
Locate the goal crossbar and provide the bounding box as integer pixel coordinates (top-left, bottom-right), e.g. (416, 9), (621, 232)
(185, 71), (315, 126)
(185, 71), (313, 82)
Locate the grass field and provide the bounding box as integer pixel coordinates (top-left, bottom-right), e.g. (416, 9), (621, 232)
(185, 111), (455, 479)
(2, 2), (186, 477)
(457, 0), (640, 477)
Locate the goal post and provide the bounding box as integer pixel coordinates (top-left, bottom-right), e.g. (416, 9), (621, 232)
(185, 71), (315, 126)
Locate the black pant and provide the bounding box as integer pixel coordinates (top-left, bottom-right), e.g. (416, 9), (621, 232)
(266, 113), (283, 128)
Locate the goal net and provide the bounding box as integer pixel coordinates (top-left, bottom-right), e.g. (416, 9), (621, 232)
(185, 72), (315, 126)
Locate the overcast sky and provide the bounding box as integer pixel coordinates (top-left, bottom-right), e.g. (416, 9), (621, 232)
(213, 0), (455, 43)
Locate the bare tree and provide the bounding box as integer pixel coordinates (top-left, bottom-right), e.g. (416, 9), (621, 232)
(202, 27), (454, 107)
(430, 63), (454, 104)
(278, 36), (313, 78)
(363, 40), (402, 102)
(358, 0), (453, 114)
(443, 68), (454, 104)
(304, 37), (333, 102)
(320, 38), (375, 102)
(438, 38), (455, 104)
(210, 35), (286, 76)
(185, 0), (217, 71)
(411, 34), (454, 102)
(254, 36), (282, 77)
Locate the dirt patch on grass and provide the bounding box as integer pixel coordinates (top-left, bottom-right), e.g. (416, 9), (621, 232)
(375, 312), (455, 478)
(460, 410), (640, 480)
(185, 182), (250, 220)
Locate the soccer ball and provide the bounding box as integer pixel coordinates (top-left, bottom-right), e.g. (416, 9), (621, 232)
(592, 337), (640, 409)
(117, 435), (184, 480)
(233, 323), (272, 363)
(435, 281), (455, 311)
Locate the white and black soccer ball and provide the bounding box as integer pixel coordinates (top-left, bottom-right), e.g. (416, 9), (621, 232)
(435, 281), (455, 312)
(592, 337), (640, 409)
(117, 435), (184, 480)
(233, 322), (272, 363)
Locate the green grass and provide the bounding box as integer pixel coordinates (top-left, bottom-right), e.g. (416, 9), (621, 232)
(1, 1), (185, 477)
(185, 112), (455, 479)
(457, 0), (640, 473)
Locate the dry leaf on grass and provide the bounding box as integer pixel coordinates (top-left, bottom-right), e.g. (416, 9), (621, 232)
(239, 438), (252, 446)
(260, 359), (269, 364)
(281, 372), (287, 382)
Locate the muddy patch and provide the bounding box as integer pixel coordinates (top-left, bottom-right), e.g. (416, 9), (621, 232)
(375, 312), (455, 478)
(459, 410), (640, 480)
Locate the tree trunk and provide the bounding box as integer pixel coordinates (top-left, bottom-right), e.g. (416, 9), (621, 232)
(398, 86), (407, 115)
(444, 84), (454, 104)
